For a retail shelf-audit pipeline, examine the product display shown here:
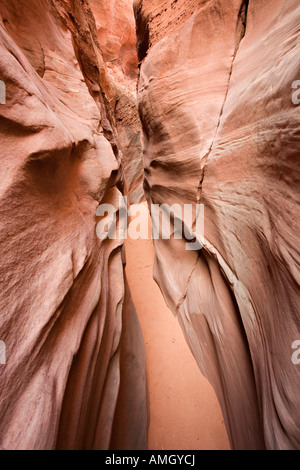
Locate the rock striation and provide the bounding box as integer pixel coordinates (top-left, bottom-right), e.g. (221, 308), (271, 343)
(0, 0), (147, 450)
(135, 0), (300, 450)
(90, 0), (144, 203)
(0, 0), (299, 452)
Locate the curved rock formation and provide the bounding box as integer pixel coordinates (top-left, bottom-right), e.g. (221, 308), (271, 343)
(0, 0), (147, 450)
(135, 0), (300, 450)
(90, 0), (144, 203)
(0, 0), (299, 451)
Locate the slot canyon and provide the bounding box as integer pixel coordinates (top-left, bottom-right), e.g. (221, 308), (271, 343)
(0, 0), (299, 451)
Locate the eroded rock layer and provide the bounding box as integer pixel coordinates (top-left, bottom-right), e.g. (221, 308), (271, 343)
(0, 0), (147, 450)
(135, 0), (300, 449)
(90, 0), (144, 203)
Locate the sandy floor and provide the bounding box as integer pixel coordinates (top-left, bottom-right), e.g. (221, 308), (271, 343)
(125, 212), (230, 450)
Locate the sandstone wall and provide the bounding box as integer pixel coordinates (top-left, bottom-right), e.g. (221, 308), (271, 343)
(135, 0), (300, 450)
(0, 0), (147, 450)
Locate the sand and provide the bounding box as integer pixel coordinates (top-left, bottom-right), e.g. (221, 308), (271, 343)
(124, 209), (230, 450)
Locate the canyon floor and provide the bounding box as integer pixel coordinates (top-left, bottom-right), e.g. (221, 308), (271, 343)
(125, 206), (230, 450)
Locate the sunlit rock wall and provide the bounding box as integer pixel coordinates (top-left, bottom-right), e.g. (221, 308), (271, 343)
(135, 0), (300, 450)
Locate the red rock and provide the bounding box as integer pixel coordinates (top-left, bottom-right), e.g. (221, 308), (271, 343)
(0, 0), (147, 450)
(1, 0), (299, 452)
(136, 0), (300, 450)
(90, 0), (144, 204)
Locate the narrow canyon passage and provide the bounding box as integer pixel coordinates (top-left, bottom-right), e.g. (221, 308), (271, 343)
(125, 205), (230, 450)
(0, 0), (298, 451)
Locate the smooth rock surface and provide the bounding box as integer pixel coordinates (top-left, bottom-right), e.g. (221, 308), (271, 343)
(90, 0), (144, 203)
(135, 0), (300, 450)
(0, 0), (147, 450)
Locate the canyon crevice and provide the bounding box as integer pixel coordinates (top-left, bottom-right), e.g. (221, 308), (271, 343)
(0, 0), (299, 451)
(135, 0), (300, 450)
(0, 0), (146, 450)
